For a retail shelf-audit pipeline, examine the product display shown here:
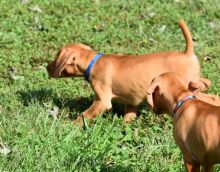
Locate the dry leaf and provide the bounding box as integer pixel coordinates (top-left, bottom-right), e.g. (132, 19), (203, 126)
(148, 12), (156, 18)
(29, 5), (42, 13)
(0, 142), (11, 156)
(48, 106), (59, 119)
(20, 0), (29, 4)
(208, 22), (215, 29)
(159, 25), (166, 33)
(204, 56), (211, 62)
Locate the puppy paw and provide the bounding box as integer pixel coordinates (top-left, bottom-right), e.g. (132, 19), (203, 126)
(123, 113), (137, 123)
(72, 116), (84, 127)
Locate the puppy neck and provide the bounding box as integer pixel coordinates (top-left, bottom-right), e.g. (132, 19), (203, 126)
(77, 49), (98, 73)
(172, 91), (195, 117)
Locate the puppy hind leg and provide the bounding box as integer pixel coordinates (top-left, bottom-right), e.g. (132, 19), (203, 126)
(123, 105), (138, 123)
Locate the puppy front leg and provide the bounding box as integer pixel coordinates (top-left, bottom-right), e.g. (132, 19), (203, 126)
(73, 84), (112, 126)
(124, 105), (138, 123)
(73, 97), (112, 126)
(82, 98), (111, 119)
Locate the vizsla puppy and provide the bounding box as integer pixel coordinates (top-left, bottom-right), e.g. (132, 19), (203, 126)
(47, 19), (209, 125)
(146, 72), (220, 172)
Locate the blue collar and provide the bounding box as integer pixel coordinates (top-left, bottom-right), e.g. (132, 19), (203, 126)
(84, 52), (104, 81)
(173, 95), (196, 117)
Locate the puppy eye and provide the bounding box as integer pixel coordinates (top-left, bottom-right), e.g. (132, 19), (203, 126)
(69, 57), (75, 64)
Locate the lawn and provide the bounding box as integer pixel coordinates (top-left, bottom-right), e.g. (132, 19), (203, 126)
(0, 0), (220, 171)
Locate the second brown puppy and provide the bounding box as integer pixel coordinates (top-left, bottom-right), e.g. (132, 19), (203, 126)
(147, 72), (220, 172)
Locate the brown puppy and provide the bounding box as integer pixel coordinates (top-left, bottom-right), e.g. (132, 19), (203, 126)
(146, 72), (220, 172)
(47, 19), (209, 125)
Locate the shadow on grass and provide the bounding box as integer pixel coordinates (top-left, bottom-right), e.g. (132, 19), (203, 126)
(15, 88), (145, 121)
(53, 97), (126, 119)
(16, 88), (92, 113)
(16, 88), (125, 118)
(53, 96), (93, 119)
(16, 88), (53, 106)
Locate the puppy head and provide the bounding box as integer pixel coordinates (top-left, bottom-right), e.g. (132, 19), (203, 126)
(47, 43), (91, 78)
(146, 73), (188, 115)
(146, 73), (208, 115)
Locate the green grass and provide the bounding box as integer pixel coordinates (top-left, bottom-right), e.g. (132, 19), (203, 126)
(0, 0), (220, 171)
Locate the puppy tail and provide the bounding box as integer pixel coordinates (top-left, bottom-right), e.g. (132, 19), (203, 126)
(179, 19), (194, 56)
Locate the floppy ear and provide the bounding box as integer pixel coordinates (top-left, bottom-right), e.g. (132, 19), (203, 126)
(66, 53), (75, 65)
(198, 78), (211, 91)
(77, 43), (91, 50)
(54, 50), (76, 77)
(188, 78), (211, 95)
(188, 81), (202, 96)
(146, 79), (160, 108)
(189, 78), (211, 91)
